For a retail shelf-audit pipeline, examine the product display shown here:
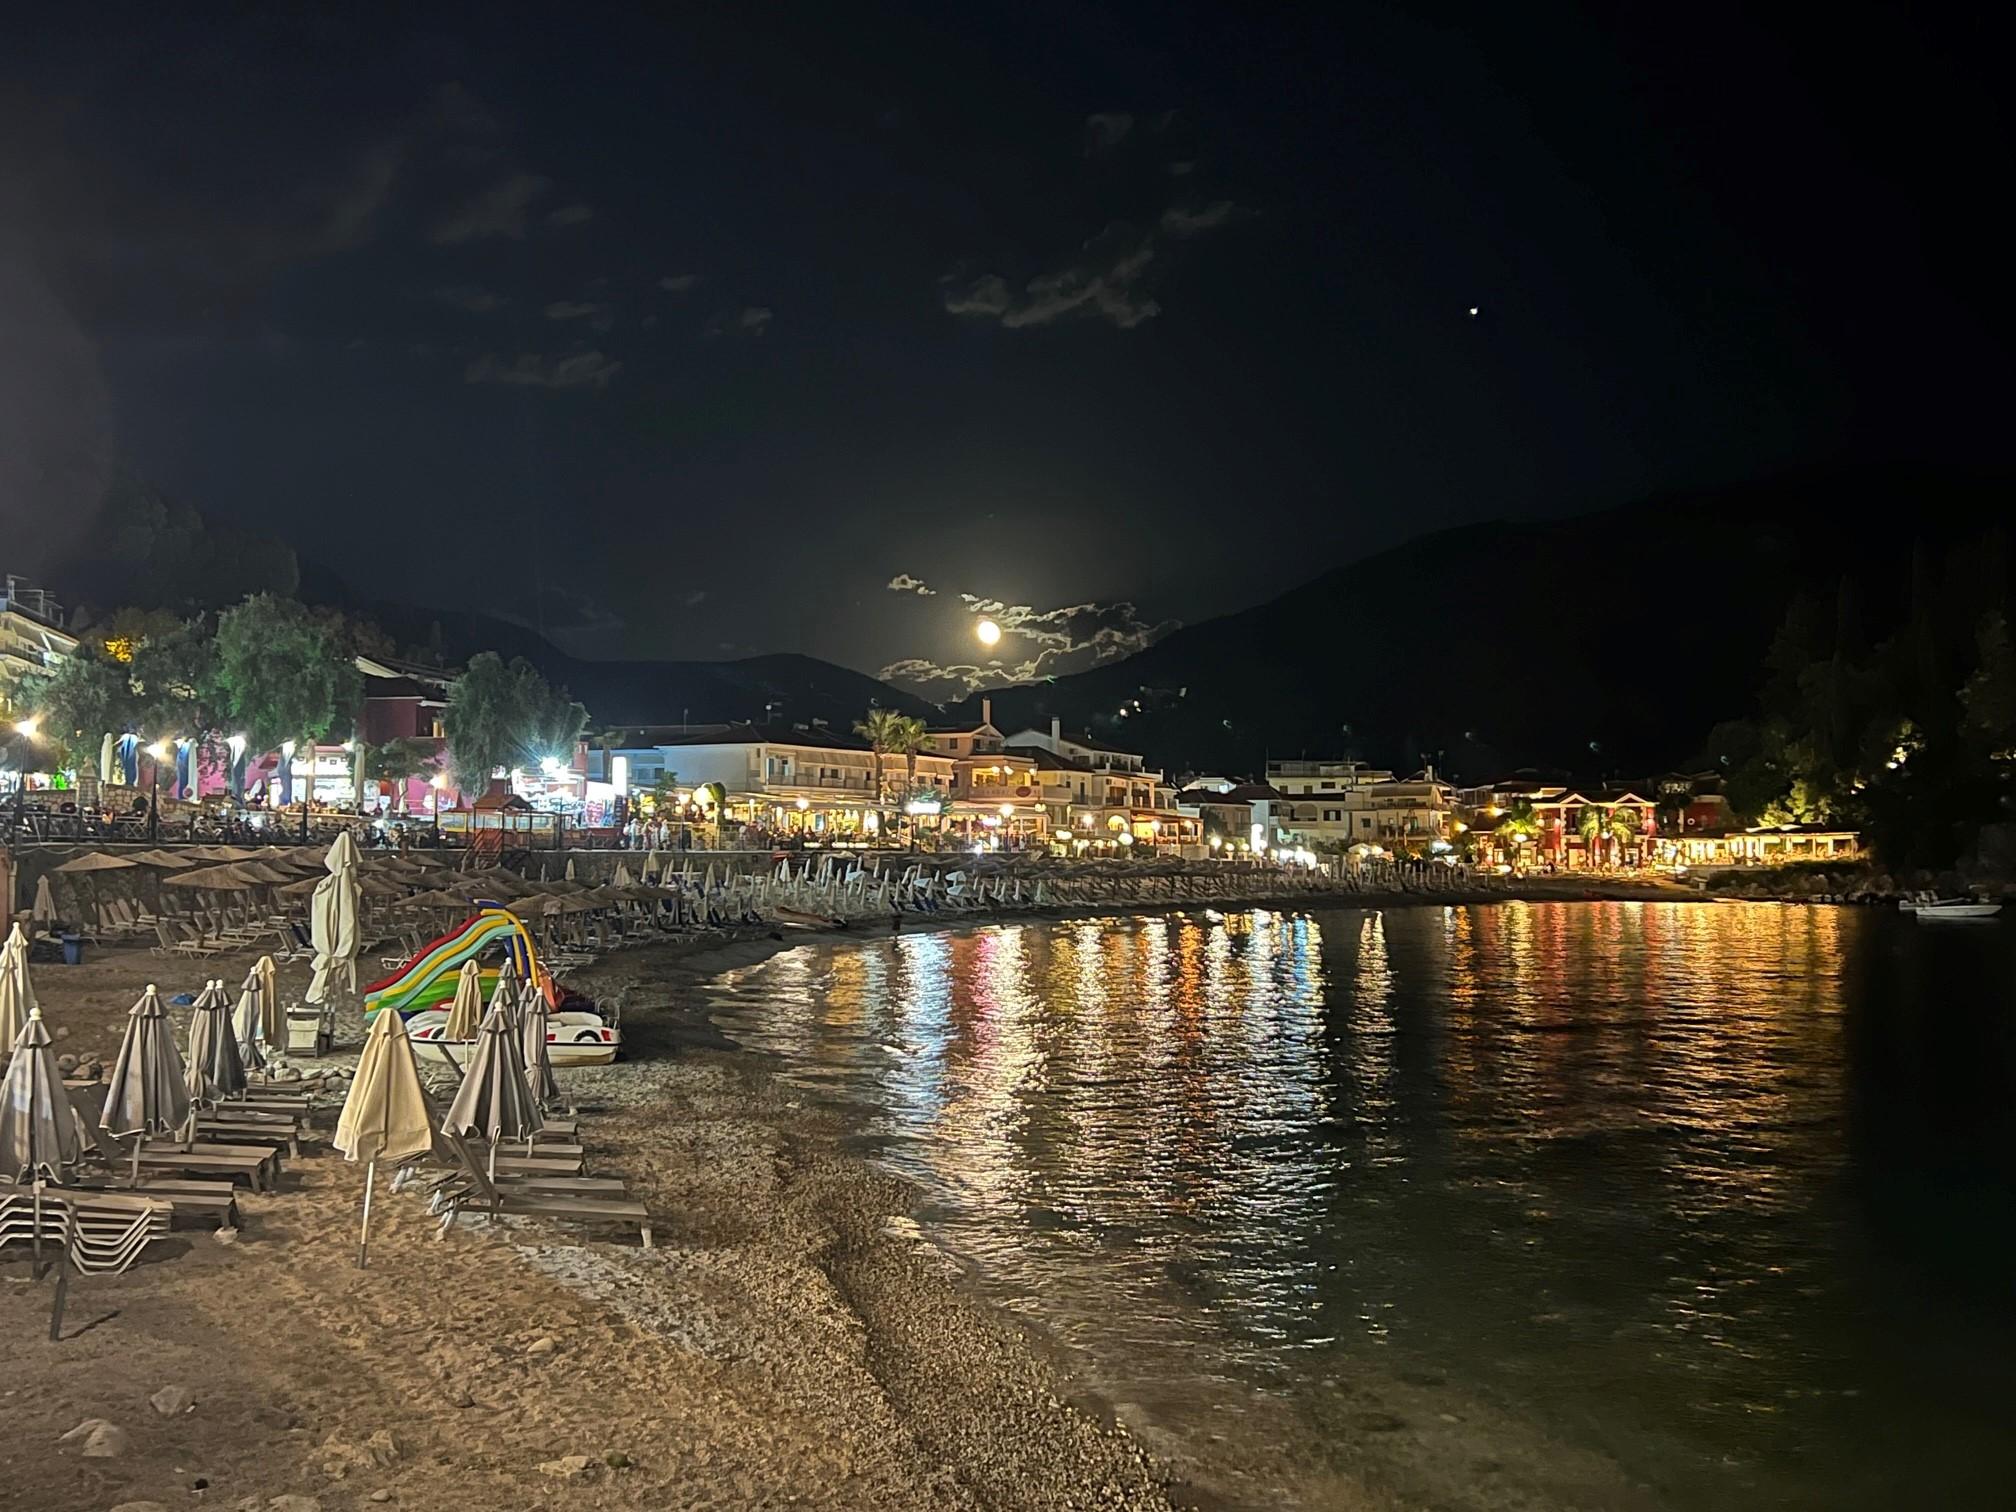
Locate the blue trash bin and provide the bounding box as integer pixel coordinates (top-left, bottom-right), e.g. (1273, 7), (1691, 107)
(60, 933), (84, 966)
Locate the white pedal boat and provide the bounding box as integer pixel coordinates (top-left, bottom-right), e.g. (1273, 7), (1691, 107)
(406, 1008), (620, 1066)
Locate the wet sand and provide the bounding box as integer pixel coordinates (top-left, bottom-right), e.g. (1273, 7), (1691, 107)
(1, 883), (1684, 1510)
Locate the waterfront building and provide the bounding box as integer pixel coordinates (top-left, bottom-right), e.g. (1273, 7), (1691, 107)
(0, 577), (78, 721)
(1258, 763), (1455, 855)
(1004, 719), (1198, 850)
(597, 722), (954, 839)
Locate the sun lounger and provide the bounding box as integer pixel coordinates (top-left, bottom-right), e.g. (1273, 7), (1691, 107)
(1, 1188), (170, 1338)
(3, 1173), (236, 1231)
(70, 1090), (281, 1192)
(434, 1132), (652, 1247)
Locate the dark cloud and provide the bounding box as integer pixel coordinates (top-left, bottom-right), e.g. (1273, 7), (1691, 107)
(1160, 200), (1242, 237)
(886, 574), (936, 595)
(432, 284), (504, 312)
(427, 172), (552, 244)
(943, 197), (1245, 331)
(1084, 112), (1134, 153)
(546, 203), (594, 228)
(704, 305), (773, 337)
(543, 300), (607, 320)
(496, 581), (622, 655)
(463, 350), (621, 389)
(658, 273), (701, 293)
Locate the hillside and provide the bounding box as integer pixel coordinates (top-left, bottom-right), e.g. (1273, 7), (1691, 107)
(950, 466), (2014, 779)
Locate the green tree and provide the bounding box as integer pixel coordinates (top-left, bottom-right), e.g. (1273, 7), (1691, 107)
(854, 707), (906, 805)
(1608, 805), (1641, 864)
(362, 736), (443, 813)
(17, 646), (139, 768)
(441, 653), (588, 790)
(1576, 803), (1605, 864)
(214, 594), (360, 754)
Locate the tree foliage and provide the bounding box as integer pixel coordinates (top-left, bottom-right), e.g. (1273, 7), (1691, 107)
(17, 646), (135, 768)
(441, 652), (589, 790)
(214, 594), (360, 752)
(1704, 538), (2015, 868)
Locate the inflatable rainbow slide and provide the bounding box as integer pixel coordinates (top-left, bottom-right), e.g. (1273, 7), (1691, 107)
(362, 907), (550, 1017)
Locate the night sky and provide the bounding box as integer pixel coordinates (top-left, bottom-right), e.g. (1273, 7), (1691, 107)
(3, 3), (2007, 694)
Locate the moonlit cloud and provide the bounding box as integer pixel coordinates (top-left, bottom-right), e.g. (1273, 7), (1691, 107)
(1084, 112), (1135, 152)
(432, 284), (503, 312)
(546, 203), (594, 227)
(886, 574), (936, 595)
(658, 273), (701, 292)
(543, 300), (606, 320)
(463, 350), (621, 389)
(427, 173), (552, 243)
(879, 589), (1178, 696)
(943, 199), (1245, 331)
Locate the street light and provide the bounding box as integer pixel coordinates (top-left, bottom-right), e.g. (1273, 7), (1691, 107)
(13, 717), (37, 739)
(145, 739), (171, 843)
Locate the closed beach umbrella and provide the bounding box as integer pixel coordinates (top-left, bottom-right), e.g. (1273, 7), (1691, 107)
(564, 856), (577, 883)
(102, 984), (191, 1178)
(335, 1003), (434, 1268)
(0, 1008), (83, 1183)
(442, 1003), (543, 1176)
(519, 978), (558, 1107)
(444, 959), (484, 1040)
(307, 831), (362, 1005)
(186, 978), (246, 1106)
(99, 732), (116, 786)
(0, 944), (34, 1056)
(31, 875), (57, 933)
(486, 956), (520, 1029)
(233, 965), (269, 1073)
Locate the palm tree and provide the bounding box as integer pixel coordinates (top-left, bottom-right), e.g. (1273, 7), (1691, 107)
(887, 714), (930, 799)
(1608, 806), (1641, 867)
(1577, 803), (1605, 866)
(1496, 799), (1538, 869)
(854, 708), (904, 806)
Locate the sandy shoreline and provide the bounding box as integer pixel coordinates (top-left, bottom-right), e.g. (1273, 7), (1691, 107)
(1, 884), (1685, 1511)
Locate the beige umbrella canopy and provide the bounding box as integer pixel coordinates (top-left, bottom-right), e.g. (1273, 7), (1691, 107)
(233, 960), (280, 1072)
(186, 978), (246, 1106)
(102, 984), (191, 1179)
(335, 1004), (435, 1269)
(442, 1003), (543, 1177)
(31, 875), (57, 931)
(0, 1009), (83, 1183)
(50, 853), (139, 875)
(123, 849), (197, 870)
(307, 831), (362, 1006)
(519, 978), (559, 1107)
(396, 889), (477, 912)
(444, 959), (484, 1040)
(163, 863), (258, 891)
(0, 930), (37, 1052)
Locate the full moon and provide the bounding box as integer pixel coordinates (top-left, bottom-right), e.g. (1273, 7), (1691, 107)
(975, 618), (1002, 646)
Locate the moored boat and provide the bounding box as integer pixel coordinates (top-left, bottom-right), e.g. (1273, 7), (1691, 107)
(407, 1008), (621, 1066)
(1910, 898), (2003, 922)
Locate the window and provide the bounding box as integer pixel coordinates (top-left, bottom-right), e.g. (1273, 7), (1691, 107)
(1323, 808), (1341, 822)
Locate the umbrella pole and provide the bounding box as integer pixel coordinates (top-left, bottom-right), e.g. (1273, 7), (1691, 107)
(31, 1179), (43, 1281)
(131, 1136), (143, 1184)
(358, 1159), (377, 1268)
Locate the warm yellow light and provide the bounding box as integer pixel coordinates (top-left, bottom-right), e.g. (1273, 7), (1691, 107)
(975, 618), (1001, 647)
(13, 717), (37, 739)
(146, 740), (170, 761)
(998, 803), (1014, 818)
(795, 797), (810, 810)
(429, 771), (449, 789)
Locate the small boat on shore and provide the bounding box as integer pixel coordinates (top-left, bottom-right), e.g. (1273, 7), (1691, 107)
(1906, 898), (2003, 922)
(407, 1008), (621, 1065)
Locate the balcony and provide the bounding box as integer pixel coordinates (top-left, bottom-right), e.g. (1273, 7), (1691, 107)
(762, 774), (875, 794)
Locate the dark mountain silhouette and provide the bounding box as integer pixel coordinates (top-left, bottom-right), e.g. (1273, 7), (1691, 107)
(948, 466), (2014, 780)
(303, 584), (938, 728)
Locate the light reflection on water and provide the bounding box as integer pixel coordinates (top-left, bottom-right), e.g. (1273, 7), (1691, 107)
(699, 903), (2016, 1508)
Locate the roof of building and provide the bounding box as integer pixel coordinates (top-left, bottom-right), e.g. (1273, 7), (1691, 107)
(1001, 743), (1094, 774)
(361, 673), (447, 703)
(610, 722), (873, 752)
(1180, 783), (1280, 805)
